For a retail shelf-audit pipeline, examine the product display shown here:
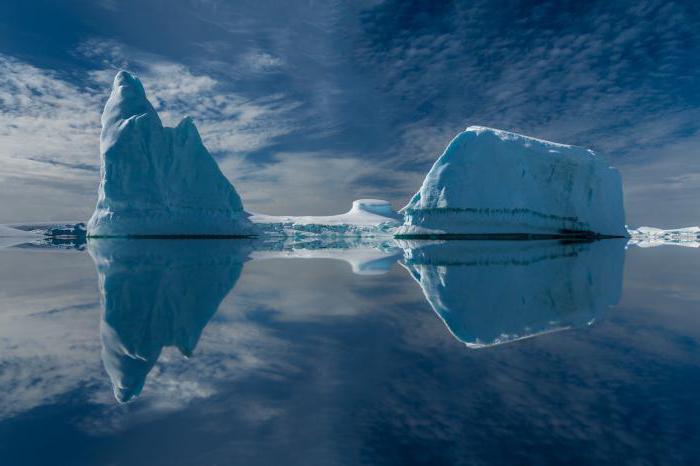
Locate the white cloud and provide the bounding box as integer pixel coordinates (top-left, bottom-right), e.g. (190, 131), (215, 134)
(241, 50), (284, 73)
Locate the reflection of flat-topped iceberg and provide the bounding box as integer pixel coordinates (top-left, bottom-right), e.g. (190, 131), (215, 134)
(397, 126), (627, 238)
(400, 239), (625, 347)
(87, 71), (255, 237)
(90, 239), (251, 402)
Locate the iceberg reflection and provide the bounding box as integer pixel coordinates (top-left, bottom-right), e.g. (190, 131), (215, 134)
(89, 239), (252, 402)
(400, 239), (626, 348)
(88, 236), (626, 401)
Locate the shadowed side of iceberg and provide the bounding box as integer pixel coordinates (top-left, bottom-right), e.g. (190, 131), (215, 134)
(396, 126), (628, 238)
(400, 239), (626, 347)
(87, 71), (255, 237)
(89, 239), (252, 402)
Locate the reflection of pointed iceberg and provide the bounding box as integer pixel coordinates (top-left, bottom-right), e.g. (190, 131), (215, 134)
(89, 239), (251, 402)
(401, 239), (625, 347)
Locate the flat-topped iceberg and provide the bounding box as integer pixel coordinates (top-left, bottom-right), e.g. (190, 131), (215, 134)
(397, 126), (627, 238)
(87, 71), (255, 237)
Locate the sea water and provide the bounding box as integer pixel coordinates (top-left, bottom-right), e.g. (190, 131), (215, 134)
(0, 238), (698, 465)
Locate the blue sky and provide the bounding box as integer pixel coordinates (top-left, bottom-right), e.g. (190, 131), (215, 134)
(0, 0), (698, 227)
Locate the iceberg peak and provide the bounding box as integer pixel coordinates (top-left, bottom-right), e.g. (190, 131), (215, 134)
(102, 71), (156, 130)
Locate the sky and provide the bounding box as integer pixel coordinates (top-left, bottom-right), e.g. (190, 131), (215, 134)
(0, 0), (698, 227)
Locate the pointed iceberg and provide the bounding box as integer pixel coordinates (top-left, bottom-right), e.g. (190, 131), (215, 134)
(87, 71), (255, 237)
(397, 126), (627, 238)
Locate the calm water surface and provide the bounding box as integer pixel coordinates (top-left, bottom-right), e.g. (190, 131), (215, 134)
(0, 238), (698, 465)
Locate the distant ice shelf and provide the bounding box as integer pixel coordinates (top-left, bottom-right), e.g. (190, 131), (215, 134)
(627, 226), (700, 248)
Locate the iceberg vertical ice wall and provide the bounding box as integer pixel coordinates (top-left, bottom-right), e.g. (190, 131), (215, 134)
(397, 126), (627, 237)
(87, 71), (254, 237)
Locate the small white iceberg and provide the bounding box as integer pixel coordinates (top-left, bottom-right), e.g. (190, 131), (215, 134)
(251, 199), (401, 237)
(87, 71), (255, 237)
(396, 126), (627, 238)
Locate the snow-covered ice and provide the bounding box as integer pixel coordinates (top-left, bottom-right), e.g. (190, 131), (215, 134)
(87, 71), (255, 237)
(400, 239), (625, 347)
(397, 126), (627, 238)
(251, 199), (401, 237)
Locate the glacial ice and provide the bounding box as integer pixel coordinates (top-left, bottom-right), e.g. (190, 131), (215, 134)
(397, 126), (627, 238)
(400, 239), (625, 347)
(83, 75), (629, 240)
(87, 71), (255, 237)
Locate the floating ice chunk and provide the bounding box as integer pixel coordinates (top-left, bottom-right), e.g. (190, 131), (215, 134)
(87, 71), (254, 237)
(397, 126), (627, 238)
(400, 239), (625, 347)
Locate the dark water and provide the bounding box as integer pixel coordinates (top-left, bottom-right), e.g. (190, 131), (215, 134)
(0, 238), (698, 465)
